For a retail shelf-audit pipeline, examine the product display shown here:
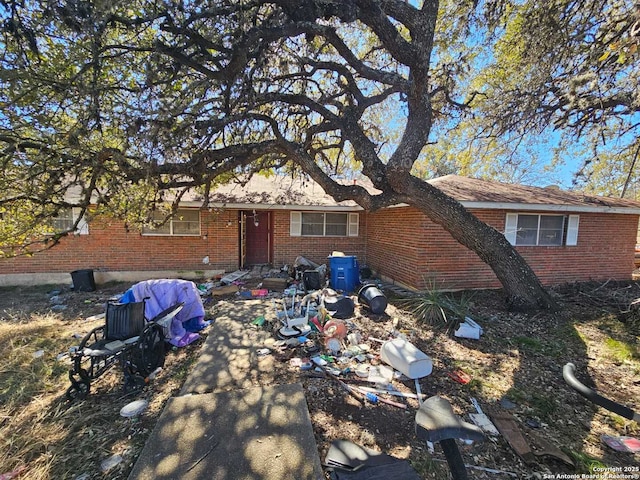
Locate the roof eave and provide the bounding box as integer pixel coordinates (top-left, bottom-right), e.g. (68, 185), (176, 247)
(462, 201), (640, 215)
(179, 201), (363, 211)
(383, 201), (640, 214)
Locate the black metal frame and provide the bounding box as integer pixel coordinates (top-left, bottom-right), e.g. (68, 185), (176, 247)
(66, 300), (183, 400)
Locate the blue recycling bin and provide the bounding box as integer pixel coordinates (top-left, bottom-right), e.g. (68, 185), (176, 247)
(329, 255), (359, 292)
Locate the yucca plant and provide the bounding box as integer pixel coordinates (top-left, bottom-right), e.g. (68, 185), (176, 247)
(400, 277), (474, 333)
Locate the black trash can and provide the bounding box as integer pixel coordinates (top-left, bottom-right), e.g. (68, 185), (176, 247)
(358, 284), (387, 314)
(71, 269), (96, 292)
(302, 270), (322, 291)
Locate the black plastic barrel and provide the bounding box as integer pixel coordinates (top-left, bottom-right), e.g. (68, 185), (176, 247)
(357, 284), (387, 314)
(71, 269), (96, 292)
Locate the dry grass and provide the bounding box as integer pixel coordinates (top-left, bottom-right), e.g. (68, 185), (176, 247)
(0, 284), (206, 480)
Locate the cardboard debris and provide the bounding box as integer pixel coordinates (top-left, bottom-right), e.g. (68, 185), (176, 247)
(490, 412), (536, 465)
(262, 277), (289, 291)
(211, 284), (239, 296)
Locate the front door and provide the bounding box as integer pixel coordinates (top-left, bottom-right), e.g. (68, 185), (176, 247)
(242, 210), (271, 266)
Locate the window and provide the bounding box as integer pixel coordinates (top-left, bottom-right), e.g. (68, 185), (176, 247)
(142, 208), (201, 236)
(52, 209), (74, 232)
(52, 208), (89, 235)
(504, 213), (579, 246)
(290, 212), (359, 237)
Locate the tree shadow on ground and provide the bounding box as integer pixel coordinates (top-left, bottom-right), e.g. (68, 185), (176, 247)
(394, 281), (640, 477)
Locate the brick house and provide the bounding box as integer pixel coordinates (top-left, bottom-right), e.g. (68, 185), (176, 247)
(1, 175), (639, 290)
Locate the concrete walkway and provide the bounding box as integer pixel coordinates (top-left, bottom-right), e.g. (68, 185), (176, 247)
(128, 299), (324, 480)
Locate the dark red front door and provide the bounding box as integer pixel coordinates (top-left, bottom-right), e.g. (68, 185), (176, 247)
(243, 210), (270, 265)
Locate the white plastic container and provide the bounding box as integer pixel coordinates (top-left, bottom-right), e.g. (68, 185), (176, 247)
(380, 338), (433, 379)
(454, 317), (483, 340)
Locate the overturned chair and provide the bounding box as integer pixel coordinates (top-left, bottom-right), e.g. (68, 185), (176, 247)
(66, 300), (183, 400)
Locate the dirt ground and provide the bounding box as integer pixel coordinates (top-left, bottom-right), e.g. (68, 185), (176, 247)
(1, 277), (639, 479)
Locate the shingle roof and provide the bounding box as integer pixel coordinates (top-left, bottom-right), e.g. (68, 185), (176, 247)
(430, 175), (640, 210)
(183, 174), (362, 210)
(176, 174), (640, 214)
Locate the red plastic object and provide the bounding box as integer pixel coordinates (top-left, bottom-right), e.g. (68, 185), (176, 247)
(447, 369), (471, 384)
(323, 319), (347, 339)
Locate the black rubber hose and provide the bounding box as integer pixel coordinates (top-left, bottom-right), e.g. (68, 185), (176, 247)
(563, 363), (635, 420)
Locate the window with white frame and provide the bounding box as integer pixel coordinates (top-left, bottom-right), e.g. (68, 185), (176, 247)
(52, 208), (89, 235)
(290, 212), (359, 237)
(142, 208), (201, 236)
(504, 213), (579, 246)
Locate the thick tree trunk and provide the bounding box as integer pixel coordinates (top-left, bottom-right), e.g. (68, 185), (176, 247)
(393, 174), (558, 312)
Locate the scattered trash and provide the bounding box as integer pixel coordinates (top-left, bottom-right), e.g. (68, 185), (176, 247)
(100, 454), (123, 472)
(146, 367), (163, 382)
(367, 365), (394, 384)
(211, 284), (239, 296)
(257, 348), (271, 356)
(359, 385), (426, 400)
(50, 295), (64, 305)
(262, 277), (289, 290)
(528, 430), (575, 466)
(120, 400), (149, 418)
(357, 284), (388, 314)
(525, 418), (541, 429)
(324, 337), (342, 354)
(602, 435), (640, 453)
(220, 270), (250, 285)
(360, 389), (407, 409)
(468, 398), (500, 436)
(319, 366), (365, 405)
(32, 350), (44, 359)
(323, 295), (355, 319)
(490, 412), (536, 464)
(454, 317), (483, 339)
(324, 439), (422, 479)
(379, 338), (433, 379)
(499, 397), (517, 410)
(311, 356), (328, 366)
(323, 319), (347, 339)
(251, 316), (266, 327)
(447, 369), (471, 384)
(346, 332), (362, 346)
(51, 304), (68, 311)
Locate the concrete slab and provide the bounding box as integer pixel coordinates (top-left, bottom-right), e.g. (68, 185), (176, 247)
(128, 383), (323, 480)
(180, 300), (278, 395)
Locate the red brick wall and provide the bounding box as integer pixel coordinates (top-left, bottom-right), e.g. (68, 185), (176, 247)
(271, 211), (367, 267)
(0, 209), (239, 274)
(367, 207), (638, 290)
(2, 205), (636, 291)
(0, 209), (368, 275)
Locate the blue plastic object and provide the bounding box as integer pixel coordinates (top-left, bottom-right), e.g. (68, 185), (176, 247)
(329, 255), (359, 292)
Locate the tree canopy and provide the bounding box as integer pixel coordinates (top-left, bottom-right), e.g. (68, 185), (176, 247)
(1, 0), (638, 309)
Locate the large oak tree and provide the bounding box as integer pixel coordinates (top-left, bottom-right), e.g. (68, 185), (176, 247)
(5, 1), (634, 310)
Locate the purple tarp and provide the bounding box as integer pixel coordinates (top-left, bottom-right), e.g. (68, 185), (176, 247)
(125, 279), (207, 347)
